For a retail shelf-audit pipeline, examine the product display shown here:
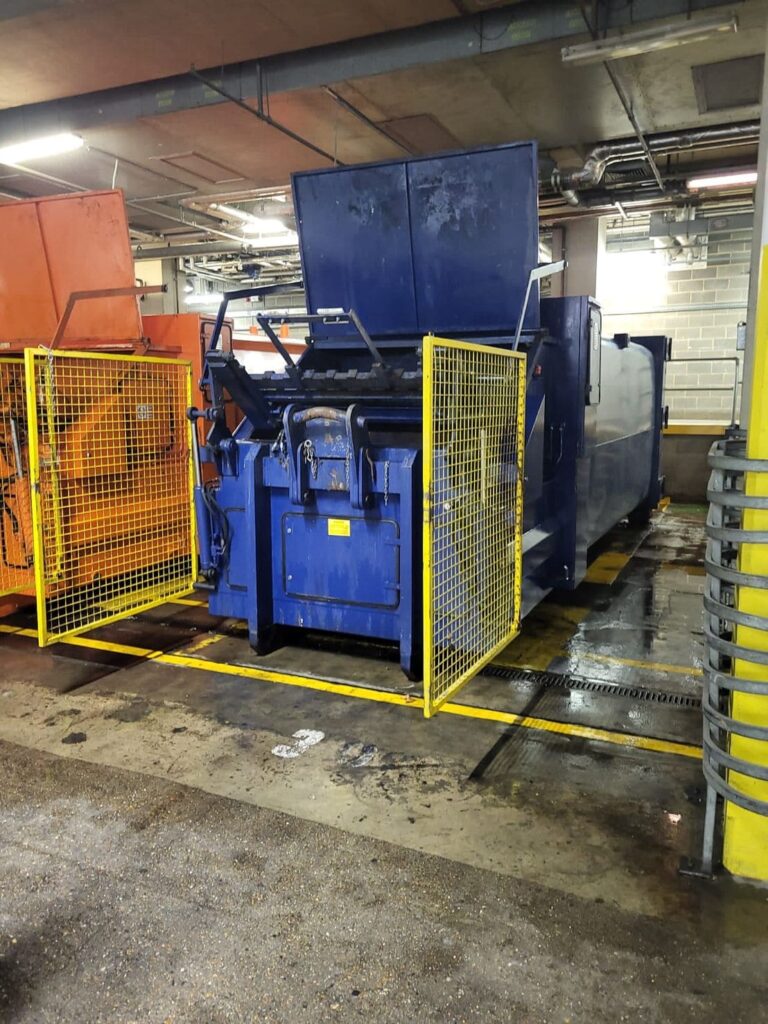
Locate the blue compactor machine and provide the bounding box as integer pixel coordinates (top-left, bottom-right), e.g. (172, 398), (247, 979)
(193, 141), (667, 715)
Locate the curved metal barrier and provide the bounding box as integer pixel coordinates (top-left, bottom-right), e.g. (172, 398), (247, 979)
(697, 431), (768, 874)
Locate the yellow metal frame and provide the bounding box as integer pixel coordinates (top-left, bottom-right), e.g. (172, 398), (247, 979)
(422, 336), (526, 717)
(0, 357), (34, 598)
(25, 348), (196, 646)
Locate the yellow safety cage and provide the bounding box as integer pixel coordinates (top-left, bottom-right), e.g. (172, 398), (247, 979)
(23, 349), (196, 645)
(422, 336), (526, 717)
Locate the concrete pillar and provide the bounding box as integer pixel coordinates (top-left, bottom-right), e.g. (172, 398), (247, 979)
(563, 216), (607, 300)
(134, 258), (185, 316)
(549, 227), (565, 298)
(743, 20), (768, 423)
(161, 260), (185, 314)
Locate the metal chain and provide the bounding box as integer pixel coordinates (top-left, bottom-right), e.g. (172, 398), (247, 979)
(344, 444), (350, 491)
(301, 438), (319, 479)
(272, 429), (288, 469)
(383, 459), (390, 506)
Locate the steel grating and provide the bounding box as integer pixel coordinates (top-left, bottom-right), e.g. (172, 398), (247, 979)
(422, 337), (526, 717)
(482, 665), (701, 708)
(25, 350), (196, 645)
(0, 358), (34, 598)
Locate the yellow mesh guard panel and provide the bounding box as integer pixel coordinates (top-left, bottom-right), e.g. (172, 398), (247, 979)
(0, 358), (35, 597)
(423, 337), (526, 717)
(24, 350), (195, 645)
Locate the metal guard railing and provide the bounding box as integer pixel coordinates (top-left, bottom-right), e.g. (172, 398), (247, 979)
(698, 431), (768, 873)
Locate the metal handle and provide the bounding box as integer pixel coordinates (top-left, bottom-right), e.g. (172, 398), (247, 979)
(49, 284), (166, 350)
(292, 407), (345, 424)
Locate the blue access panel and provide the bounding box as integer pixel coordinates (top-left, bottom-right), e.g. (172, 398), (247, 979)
(292, 161), (418, 337)
(292, 142), (540, 338)
(281, 513), (400, 608)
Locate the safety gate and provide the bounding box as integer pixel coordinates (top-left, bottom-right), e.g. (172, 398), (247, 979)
(24, 350), (195, 645)
(422, 337), (526, 717)
(0, 358), (35, 599)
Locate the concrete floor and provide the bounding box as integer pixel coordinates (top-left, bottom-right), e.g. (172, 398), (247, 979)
(1, 505), (767, 1022)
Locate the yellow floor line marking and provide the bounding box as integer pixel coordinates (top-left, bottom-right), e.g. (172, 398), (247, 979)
(441, 703), (702, 760)
(583, 551), (631, 585)
(579, 651), (703, 677)
(182, 633), (228, 654)
(0, 623), (154, 658)
(167, 597), (207, 607)
(494, 603), (589, 672)
(0, 624), (702, 761)
(660, 561), (706, 577)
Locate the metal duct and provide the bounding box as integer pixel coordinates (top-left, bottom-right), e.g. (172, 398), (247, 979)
(551, 120), (760, 200)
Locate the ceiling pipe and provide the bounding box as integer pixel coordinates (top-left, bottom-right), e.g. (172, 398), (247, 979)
(551, 120), (760, 203)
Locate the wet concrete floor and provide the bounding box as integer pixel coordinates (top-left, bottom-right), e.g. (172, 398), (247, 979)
(1, 505), (767, 1022)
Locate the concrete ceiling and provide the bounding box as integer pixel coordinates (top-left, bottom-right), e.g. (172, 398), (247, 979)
(0, 0), (764, 245)
(0, 0), (460, 107)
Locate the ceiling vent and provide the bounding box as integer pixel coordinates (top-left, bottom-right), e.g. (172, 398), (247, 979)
(154, 152), (245, 184)
(692, 54), (764, 114)
(377, 115), (459, 156)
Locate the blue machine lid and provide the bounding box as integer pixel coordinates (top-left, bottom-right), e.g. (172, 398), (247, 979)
(292, 141), (540, 339)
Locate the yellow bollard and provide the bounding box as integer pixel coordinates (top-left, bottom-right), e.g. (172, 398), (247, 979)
(723, 244), (768, 880)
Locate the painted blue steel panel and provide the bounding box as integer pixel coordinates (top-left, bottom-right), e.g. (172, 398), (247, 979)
(408, 145), (540, 333)
(293, 161), (418, 337)
(292, 142), (539, 337)
(282, 513), (400, 607)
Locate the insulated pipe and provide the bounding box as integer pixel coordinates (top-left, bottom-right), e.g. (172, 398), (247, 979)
(552, 121), (760, 200)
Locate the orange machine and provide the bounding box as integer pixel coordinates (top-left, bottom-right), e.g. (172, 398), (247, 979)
(142, 313), (239, 451)
(0, 190), (195, 629)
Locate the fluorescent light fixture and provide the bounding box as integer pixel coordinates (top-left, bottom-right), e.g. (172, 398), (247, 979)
(185, 291), (224, 306)
(687, 170), (758, 190)
(561, 14), (738, 65)
(211, 201), (289, 236)
(212, 202), (251, 223)
(241, 217), (289, 235)
(0, 132), (84, 165)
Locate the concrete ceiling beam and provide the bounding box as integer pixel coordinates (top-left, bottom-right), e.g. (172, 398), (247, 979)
(0, 0), (734, 138)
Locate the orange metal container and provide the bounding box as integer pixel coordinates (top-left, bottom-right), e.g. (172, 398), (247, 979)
(0, 190), (195, 620)
(0, 190), (143, 350)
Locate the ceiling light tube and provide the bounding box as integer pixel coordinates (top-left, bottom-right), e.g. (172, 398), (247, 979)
(561, 14), (738, 65)
(240, 217), (290, 235)
(211, 202), (287, 235)
(687, 170), (758, 190)
(0, 132), (84, 164)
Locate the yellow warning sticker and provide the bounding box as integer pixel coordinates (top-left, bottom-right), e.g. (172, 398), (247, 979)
(327, 518), (351, 537)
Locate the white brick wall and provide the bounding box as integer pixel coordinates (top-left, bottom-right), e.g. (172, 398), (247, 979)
(602, 230), (749, 422)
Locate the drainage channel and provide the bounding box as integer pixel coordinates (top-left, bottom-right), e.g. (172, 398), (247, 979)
(482, 665), (701, 709)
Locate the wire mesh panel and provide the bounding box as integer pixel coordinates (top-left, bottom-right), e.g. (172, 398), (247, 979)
(423, 337), (526, 717)
(0, 358), (35, 597)
(25, 350), (195, 645)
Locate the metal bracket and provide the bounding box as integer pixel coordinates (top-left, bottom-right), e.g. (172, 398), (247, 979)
(513, 260), (566, 351)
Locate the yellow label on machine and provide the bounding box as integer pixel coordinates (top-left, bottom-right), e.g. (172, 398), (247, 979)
(327, 518), (351, 537)
(422, 336), (526, 717)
